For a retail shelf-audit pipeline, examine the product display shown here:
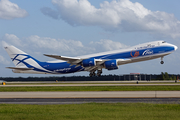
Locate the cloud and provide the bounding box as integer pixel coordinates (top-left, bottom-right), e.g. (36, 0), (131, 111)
(1, 40), (9, 47)
(40, 7), (59, 19)
(1, 34), (127, 57)
(41, 0), (180, 39)
(0, 0), (28, 19)
(90, 39), (128, 52)
(0, 55), (10, 65)
(0, 41), (10, 65)
(26, 35), (91, 56)
(2, 34), (22, 46)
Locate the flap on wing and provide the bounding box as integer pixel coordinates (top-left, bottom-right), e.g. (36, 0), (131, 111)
(95, 59), (106, 65)
(118, 58), (131, 62)
(6, 67), (34, 70)
(117, 58), (131, 65)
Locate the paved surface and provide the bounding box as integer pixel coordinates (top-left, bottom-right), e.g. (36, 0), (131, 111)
(2, 81), (179, 87)
(0, 91), (180, 98)
(7, 81), (179, 84)
(1, 84), (180, 87)
(0, 98), (180, 104)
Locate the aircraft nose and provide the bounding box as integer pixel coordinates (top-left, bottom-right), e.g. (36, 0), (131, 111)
(174, 45), (178, 51)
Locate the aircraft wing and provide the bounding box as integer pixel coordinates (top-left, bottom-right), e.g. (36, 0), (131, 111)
(44, 54), (106, 65)
(6, 67), (34, 70)
(44, 54), (131, 65)
(44, 54), (131, 72)
(44, 54), (82, 64)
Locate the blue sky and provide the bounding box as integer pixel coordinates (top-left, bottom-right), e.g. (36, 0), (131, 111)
(0, 0), (180, 77)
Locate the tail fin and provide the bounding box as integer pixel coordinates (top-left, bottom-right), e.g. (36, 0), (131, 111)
(4, 46), (39, 68)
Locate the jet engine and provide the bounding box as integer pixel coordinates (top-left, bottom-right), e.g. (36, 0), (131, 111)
(82, 58), (96, 67)
(104, 59), (118, 70)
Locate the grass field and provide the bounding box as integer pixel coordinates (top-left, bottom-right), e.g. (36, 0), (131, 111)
(0, 85), (180, 91)
(0, 103), (180, 120)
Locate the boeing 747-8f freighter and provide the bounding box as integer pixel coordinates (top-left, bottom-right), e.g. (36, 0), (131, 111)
(5, 41), (177, 76)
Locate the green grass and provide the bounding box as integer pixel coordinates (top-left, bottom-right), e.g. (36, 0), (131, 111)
(1, 85), (180, 91)
(0, 103), (180, 120)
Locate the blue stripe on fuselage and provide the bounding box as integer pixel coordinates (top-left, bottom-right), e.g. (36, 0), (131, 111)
(39, 62), (84, 74)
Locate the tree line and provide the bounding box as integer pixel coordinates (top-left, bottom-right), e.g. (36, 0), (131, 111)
(0, 72), (179, 82)
(156, 72), (177, 80)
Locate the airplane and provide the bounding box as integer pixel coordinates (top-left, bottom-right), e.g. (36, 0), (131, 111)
(4, 41), (177, 77)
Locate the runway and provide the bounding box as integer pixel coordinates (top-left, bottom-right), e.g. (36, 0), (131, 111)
(1, 98), (180, 104)
(0, 91), (180, 98)
(2, 80), (179, 87)
(6, 80), (179, 84)
(1, 84), (180, 87)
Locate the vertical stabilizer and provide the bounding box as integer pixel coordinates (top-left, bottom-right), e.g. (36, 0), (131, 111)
(4, 46), (38, 68)
(4, 46), (52, 74)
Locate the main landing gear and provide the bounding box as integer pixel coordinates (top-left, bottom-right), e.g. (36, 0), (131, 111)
(89, 71), (96, 77)
(89, 69), (102, 77)
(160, 57), (164, 64)
(97, 70), (102, 77)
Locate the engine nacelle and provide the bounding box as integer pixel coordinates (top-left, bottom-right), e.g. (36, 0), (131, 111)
(104, 59), (118, 70)
(82, 58), (96, 67)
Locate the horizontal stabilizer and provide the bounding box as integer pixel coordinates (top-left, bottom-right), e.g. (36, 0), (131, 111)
(6, 67), (34, 70)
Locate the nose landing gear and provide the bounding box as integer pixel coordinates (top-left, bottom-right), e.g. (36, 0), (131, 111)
(160, 57), (164, 64)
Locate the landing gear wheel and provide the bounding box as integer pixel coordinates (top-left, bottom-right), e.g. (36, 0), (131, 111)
(97, 73), (101, 77)
(89, 69), (102, 77)
(89, 73), (93, 77)
(97, 70), (102, 77)
(160, 57), (164, 64)
(89, 71), (96, 77)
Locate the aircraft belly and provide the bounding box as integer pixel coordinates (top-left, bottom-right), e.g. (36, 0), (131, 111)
(117, 52), (170, 65)
(12, 70), (50, 74)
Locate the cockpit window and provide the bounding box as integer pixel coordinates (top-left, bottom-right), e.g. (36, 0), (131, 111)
(162, 41), (166, 43)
